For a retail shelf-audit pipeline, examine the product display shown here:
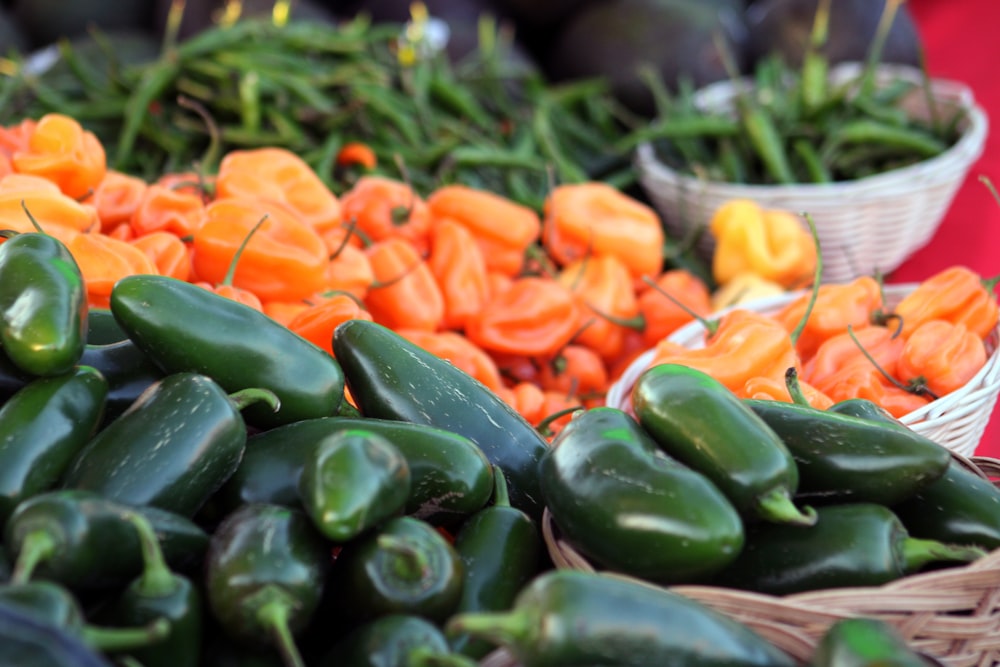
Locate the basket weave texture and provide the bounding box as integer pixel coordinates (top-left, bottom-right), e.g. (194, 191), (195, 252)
(604, 284), (1000, 458)
(529, 454), (1000, 667)
(634, 63), (989, 284)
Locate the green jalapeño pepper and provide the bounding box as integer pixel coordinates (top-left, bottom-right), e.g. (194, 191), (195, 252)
(205, 503), (329, 667)
(445, 569), (797, 667)
(319, 614), (477, 667)
(4, 489), (209, 590)
(539, 406), (744, 584)
(811, 617), (929, 667)
(0, 230), (87, 377)
(110, 274), (345, 428)
(78, 337), (164, 426)
(333, 319), (548, 523)
(61, 372), (278, 518)
(298, 428), (411, 542)
(632, 363), (815, 526)
(0, 599), (116, 667)
(712, 503), (986, 595)
(0, 365), (108, 528)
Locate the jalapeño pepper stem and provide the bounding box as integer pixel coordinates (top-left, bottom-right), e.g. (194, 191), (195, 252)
(378, 534), (431, 581)
(491, 466), (510, 508)
(407, 646), (479, 667)
(784, 367), (811, 407)
(10, 529), (58, 584)
(757, 488), (817, 527)
(901, 538), (985, 573)
(79, 617), (171, 652)
(789, 212), (823, 346)
(124, 512), (180, 598)
(445, 610), (531, 650)
(254, 587), (306, 667)
(228, 387), (281, 413)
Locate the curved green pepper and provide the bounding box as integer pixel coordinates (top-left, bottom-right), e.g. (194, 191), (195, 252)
(109, 274), (345, 428)
(78, 338), (164, 426)
(632, 363), (815, 526)
(811, 617), (929, 667)
(205, 503), (329, 667)
(298, 428), (411, 542)
(215, 417), (494, 526)
(335, 515), (463, 624)
(445, 569), (797, 667)
(450, 467), (542, 659)
(4, 489), (209, 590)
(539, 406), (745, 584)
(0, 599), (116, 667)
(0, 231), (87, 377)
(0, 365), (108, 528)
(712, 503), (986, 595)
(61, 372), (277, 518)
(318, 614), (477, 667)
(85, 308), (128, 345)
(744, 398), (951, 506)
(333, 320), (547, 522)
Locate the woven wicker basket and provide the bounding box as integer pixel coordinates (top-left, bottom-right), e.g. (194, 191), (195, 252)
(604, 284), (1000, 458)
(635, 63), (989, 284)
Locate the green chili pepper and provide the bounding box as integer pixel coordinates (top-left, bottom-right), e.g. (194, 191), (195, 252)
(61, 372), (277, 518)
(333, 320), (548, 523)
(540, 406), (743, 583)
(85, 309), (128, 345)
(831, 119), (948, 158)
(319, 614), (477, 667)
(4, 489), (209, 590)
(298, 428), (411, 543)
(450, 467), (542, 659)
(206, 503), (329, 667)
(334, 516), (463, 624)
(0, 596), (117, 667)
(632, 364), (815, 526)
(101, 512), (203, 667)
(811, 617), (929, 667)
(446, 569), (797, 667)
(0, 366), (107, 529)
(77, 337), (164, 426)
(109, 274), (345, 428)
(0, 230), (88, 377)
(712, 503), (986, 595)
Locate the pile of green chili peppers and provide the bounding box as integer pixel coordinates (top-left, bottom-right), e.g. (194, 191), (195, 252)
(1, 225), (998, 667)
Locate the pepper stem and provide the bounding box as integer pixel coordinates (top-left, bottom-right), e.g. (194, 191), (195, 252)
(228, 387), (281, 413)
(20, 200), (47, 234)
(407, 646), (479, 667)
(788, 212), (823, 347)
(641, 275), (719, 336)
(80, 617), (171, 652)
(221, 214), (269, 288)
(755, 488), (817, 526)
(11, 529), (58, 585)
(784, 367), (811, 407)
(491, 466), (511, 508)
(255, 589), (306, 667)
(900, 538), (986, 574)
(123, 512), (180, 598)
(444, 610), (531, 650)
(378, 534), (431, 581)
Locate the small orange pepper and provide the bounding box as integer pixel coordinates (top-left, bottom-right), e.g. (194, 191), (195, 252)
(0, 119), (37, 158)
(556, 255), (638, 362)
(130, 231), (192, 282)
(504, 380), (547, 425)
(339, 176), (432, 255)
(893, 266), (1000, 340)
(896, 319), (988, 398)
(288, 293), (373, 357)
(0, 174), (99, 234)
(319, 242), (374, 302)
(336, 141), (378, 170)
(803, 325), (906, 390)
(633, 268), (714, 347)
(11, 113), (106, 200)
(823, 367), (933, 418)
(90, 170), (148, 232)
(536, 344), (609, 400)
(130, 184), (206, 239)
(427, 217), (490, 332)
(66, 233), (158, 309)
(363, 237), (445, 332)
(395, 328), (505, 392)
(741, 375), (834, 410)
(262, 300), (311, 327)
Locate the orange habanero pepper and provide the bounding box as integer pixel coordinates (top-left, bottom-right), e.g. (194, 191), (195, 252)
(896, 319), (988, 399)
(288, 293), (373, 357)
(66, 233), (158, 309)
(11, 113), (106, 200)
(556, 255), (638, 363)
(741, 374), (834, 410)
(822, 366), (932, 418)
(319, 242), (375, 302)
(130, 184), (206, 239)
(427, 217), (490, 332)
(130, 231), (192, 282)
(0, 174), (99, 235)
(633, 268), (714, 347)
(363, 237), (445, 332)
(339, 176), (432, 255)
(893, 266), (1000, 340)
(90, 170), (148, 232)
(536, 344), (609, 400)
(395, 328), (505, 392)
(803, 325), (906, 390)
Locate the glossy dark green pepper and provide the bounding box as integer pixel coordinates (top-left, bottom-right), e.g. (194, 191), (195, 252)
(0, 599), (116, 667)
(110, 274), (345, 428)
(335, 515), (463, 624)
(745, 398), (951, 506)
(102, 512), (203, 667)
(4, 489), (209, 590)
(61, 372), (277, 518)
(632, 363), (815, 526)
(450, 467), (542, 659)
(0, 231), (87, 377)
(85, 308), (128, 345)
(712, 503), (986, 595)
(540, 406), (744, 584)
(0, 365), (107, 528)
(215, 417), (493, 525)
(78, 337), (164, 426)
(333, 319), (548, 522)
(205, 503), (329, 667)
(810, 617), (929, 667)
(319, 614), (477, 667)
(445, 569), (797, 667)
(298, 428), (411, 542)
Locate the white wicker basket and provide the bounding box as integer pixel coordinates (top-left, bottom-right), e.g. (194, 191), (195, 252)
(635, 63), (989, 284)
(604, 284), (1000, 458)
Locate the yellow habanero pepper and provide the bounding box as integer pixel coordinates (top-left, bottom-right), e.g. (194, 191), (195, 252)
(710, 199), (817, 289)
(711, 271), (787, 311)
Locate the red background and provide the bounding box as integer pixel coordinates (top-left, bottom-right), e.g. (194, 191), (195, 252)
(890, 0), (1000, 457)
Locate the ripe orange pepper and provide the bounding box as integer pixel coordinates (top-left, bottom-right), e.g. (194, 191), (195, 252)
(427, 217), (490, 331)
(772, 275), (884, 362)
(395, 328), (505, 392)
(822, 366), (933, 418)
(633, 269), (714, 347)
(195, 282), (264, 312)
(427, 184), (541, 277)
(130, 231), (192, 282)
(66, 233), (158, 309)
(0, 154), (11, 179)
(320, 242), (374, 301)
(536, 344), (609, 399)
(896, 319), (988, 398)
(11, 113), (106, 200)
(556, 255), (638, 362)
(130, 184), (207, 239)
(156, 171), (213, 201)
(262, 300), (311, 327)
(191, 198), (329, 302)
(339, 176), (432, 255)
(288, 293), (373, 357)
(892, 266), (1000, 340)
(803, 325), (906, 390)
(215, 147), (342, 232)
(542, 182), (664, 282)
(336, 142), (378, 170)
(535, 390), (581, 439)
(504, 380), (547, 425)
(0, 119), (36, 158)
(90, 170), (148, 233)
(363, 237), (445, 332)
(0, 174), (99, 234)
(741, 374), (834, 410)
(464, 276), (582, 357)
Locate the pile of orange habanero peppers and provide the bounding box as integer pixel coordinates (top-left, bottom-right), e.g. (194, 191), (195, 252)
(0, 113), (720, 438)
